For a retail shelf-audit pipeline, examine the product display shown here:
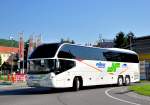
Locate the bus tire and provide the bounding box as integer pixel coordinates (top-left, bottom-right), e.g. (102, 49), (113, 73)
(73, 77), (81, 91)
(124, 76), (130, 86)
(117, 76), (123, 86)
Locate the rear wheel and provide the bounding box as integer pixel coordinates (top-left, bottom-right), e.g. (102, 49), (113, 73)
(124, 76), (130, 86)
(73, 77), (80, 91)
(117, 76), (123, 86)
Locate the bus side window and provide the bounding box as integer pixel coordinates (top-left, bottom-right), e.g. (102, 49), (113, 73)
(56, 60), (75, 74)
(58, 46), (75, 59)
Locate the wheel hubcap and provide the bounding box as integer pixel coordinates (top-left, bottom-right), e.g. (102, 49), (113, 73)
(126, 78), (129, 84)
(119, 78), (123, 85)
(77, 80), (80, 89)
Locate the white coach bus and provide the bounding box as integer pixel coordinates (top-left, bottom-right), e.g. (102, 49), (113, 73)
(27, 43), (140, 91)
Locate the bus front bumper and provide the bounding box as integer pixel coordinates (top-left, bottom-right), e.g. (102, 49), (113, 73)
(27, 79), (54, 88)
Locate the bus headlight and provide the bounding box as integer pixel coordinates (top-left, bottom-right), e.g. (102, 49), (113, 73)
(49, 72), (55, 79)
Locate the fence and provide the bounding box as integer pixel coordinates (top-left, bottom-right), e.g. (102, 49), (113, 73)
(140, 61), (150, 80)
(0, 73), (26, 83)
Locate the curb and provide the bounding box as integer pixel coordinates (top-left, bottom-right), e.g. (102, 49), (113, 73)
(0, 82), (12, 85)
(126, 90), (150, 102)
(0, 82), (29, 90)
(120, 86), (150, 102)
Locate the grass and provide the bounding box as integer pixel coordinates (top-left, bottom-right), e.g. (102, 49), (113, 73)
(129, 84), (150, 96)
(140, 80), (150, 83)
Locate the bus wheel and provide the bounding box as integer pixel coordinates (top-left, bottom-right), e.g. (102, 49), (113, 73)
(117, 76), (123, 86)
(73, 77), (80, 91)
(124, 76), (130, 86)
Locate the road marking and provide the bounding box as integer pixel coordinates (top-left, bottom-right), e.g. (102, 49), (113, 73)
(105, 88), (141, 105)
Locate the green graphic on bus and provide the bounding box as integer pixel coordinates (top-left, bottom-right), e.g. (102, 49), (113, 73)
(107, 63), (120, 73)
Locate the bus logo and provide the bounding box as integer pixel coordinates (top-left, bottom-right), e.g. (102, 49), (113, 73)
(96, 62), (105, 68)
(107, 63), (120, 73)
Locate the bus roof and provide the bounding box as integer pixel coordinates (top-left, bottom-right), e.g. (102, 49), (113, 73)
(104, 48), (137, 55)
(60, 43), (138, 55)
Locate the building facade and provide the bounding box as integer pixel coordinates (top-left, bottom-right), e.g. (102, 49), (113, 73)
(0, 46), (19, 66)
(133, 36), (150, 80)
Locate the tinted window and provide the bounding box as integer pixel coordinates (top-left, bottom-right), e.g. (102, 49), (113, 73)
(103, 50), (139, 63)
(56, 59), (75, 74)
(27, 59), (56, 74)
(58, 45), (139, 63)
(29, 44), (60, 59)
(58, 45), (75, 59)
(103, 51), (122, 62)
(122, 53), (139, 63)
(70, 46), (104, 60)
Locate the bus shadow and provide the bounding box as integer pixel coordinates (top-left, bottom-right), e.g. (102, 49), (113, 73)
(0, 87), (72, 95)
(0, 84), (119, 95)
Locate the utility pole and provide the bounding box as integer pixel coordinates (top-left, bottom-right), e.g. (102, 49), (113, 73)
(129, 35), (132, 50)
(19, 32), (24, 74)
(127, 32), (134, 50)
(98, 34), (102, 47)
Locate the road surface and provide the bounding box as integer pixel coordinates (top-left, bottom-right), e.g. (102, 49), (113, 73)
(0, 85), (149, 105)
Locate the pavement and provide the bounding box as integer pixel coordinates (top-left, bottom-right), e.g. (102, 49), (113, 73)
(106, 86), (150, 105)
(0, 81), (28, 89)
(0, 85), (149, 105)
(0, 82), (149, 105)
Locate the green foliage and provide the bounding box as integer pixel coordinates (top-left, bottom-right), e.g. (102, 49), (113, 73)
(24, 40), (30, 69)
(129, 84), (150, 96)
(0, 39), (18, 47)
(126, 32), (135, 46)
(24, 40), (29, 50)
(114, 31), (135, 49)
(60, 38), (75, 44)
(114, 32), (128, 48)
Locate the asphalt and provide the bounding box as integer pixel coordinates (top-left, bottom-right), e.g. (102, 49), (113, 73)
(0, 84), (149, 105)
(107, 86), (150, 105)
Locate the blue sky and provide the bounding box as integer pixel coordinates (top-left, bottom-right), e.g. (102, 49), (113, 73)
(0, 0), (150, 44)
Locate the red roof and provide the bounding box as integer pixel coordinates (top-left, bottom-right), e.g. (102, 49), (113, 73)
(0, 46), (19, 53)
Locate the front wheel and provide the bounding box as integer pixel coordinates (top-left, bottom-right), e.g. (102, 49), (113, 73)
(73, 78), (80, 91)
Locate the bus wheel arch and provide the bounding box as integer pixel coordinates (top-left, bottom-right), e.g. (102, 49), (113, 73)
(72, 76), (83, 91)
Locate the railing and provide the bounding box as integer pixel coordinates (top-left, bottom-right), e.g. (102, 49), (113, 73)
(0, 73), (26, 83)
(140, 61), (150, 80)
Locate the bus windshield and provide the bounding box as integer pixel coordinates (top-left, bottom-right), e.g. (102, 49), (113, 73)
(27, 59), (56, 74)
(29, 43), (60, 59)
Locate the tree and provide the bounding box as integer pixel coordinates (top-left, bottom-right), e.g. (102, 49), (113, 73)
(24, 40), (29, 69)
(60, 38), (75, 44)
(114, 32), (128, 48)
(0, 55), (1, 70)
(0, 39), (18, 47)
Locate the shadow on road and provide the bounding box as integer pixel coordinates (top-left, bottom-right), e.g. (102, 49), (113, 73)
(115, 90), (133, 95)
(0, 84), (118, 96)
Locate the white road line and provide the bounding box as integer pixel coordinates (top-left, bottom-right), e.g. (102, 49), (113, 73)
(105, 88), (141, 105)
